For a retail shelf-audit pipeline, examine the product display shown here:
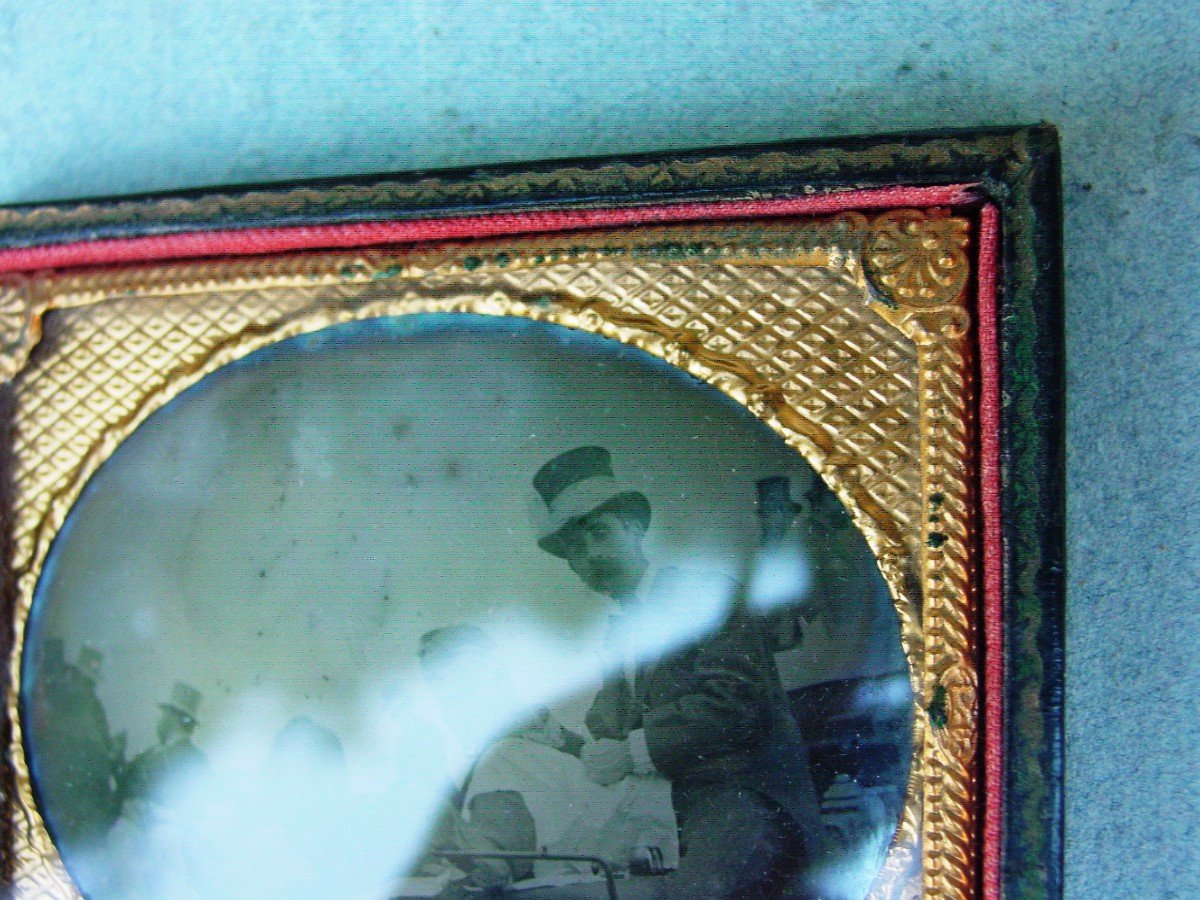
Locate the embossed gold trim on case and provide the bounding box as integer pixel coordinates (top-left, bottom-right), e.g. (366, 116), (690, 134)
(4, 213), (977, 899)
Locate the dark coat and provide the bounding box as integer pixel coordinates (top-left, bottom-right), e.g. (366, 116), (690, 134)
(34, 667), (122, 846)
(120, 737), (208, 808)
(586, 568), (824, 840)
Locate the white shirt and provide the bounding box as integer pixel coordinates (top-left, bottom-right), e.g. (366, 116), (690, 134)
(463, 736), (678, 879)
(600, 565), (659, 776)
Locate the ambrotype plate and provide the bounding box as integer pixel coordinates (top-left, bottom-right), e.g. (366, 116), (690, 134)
(0, 128), (1064, 899)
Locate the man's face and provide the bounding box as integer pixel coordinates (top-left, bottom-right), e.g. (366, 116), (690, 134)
(420, 644), (500, 704)
(419, 642), (514, 748)
(558, 510), (646, 597)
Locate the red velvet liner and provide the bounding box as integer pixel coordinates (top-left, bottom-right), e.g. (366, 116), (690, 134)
(977, 203), (1004, 900)
(0, 184), (977, 273)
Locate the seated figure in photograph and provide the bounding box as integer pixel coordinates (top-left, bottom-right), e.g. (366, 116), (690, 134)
(106, 682), (210, 899)
(529, 446), (829, 899)
(410, 626), (677, 899)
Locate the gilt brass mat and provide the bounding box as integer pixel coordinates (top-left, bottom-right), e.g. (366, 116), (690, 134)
(2, 211), (979, 899)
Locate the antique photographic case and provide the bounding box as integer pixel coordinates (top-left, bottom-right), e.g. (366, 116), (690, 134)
(0, 127), (1064, 899)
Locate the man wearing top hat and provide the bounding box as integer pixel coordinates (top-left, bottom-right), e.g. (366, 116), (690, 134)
(531, 446), (827, 898)
(32, 641), (123, 855)
(120, 681), (209, 809)
(108, 682), (209, 897)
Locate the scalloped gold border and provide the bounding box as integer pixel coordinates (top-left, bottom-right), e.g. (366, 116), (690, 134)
(0, 134), (1012, 236)
(4, 214), (977, 898)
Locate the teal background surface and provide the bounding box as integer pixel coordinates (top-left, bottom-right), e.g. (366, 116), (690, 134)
(1, 1), (1197, 894)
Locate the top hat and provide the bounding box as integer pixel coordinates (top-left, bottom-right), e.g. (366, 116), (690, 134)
(159, 681), (202, 726)
(531, 446), (650, 558)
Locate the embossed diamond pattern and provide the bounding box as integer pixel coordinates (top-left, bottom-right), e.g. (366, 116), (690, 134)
(7, 228), (937, 898)
(493, 258), (920, 528)
(12, 291), (316, 552)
